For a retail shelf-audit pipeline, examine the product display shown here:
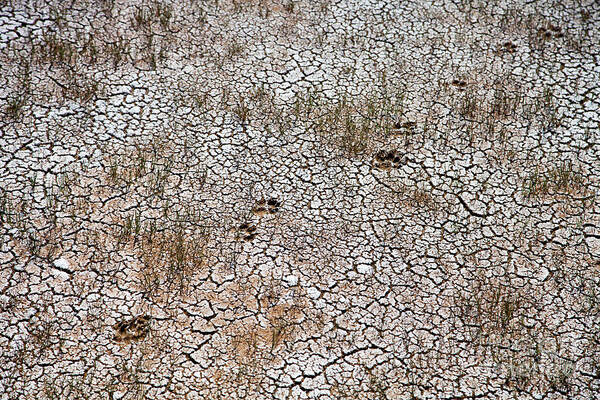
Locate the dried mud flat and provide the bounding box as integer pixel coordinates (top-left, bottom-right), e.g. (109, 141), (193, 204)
(1, 0), (599, 399)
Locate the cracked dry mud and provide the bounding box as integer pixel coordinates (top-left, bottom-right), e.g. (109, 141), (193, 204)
(1, 0), (599, 399)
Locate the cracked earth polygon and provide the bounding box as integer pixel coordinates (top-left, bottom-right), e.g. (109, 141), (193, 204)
(1, 1), (599, 399)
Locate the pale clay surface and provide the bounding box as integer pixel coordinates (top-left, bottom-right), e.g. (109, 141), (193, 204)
(1, 0), (600, 399)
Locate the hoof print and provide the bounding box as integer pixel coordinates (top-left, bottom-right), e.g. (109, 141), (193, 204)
(113, 315), (150, 343)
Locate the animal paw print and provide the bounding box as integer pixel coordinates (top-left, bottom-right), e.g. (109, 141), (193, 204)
(451, 79), (467, 90)
(237, 222), (258, 241)
(391, 121), (416, 136)
(266, 198), (281, 214)
(252, 198), (281, 216)
(372, 150), (406, 170)
(252, 199), (268, 216)
(500, 41), (517, 53)
(538, 25), (564, 40)
(113, 315), (150, 343)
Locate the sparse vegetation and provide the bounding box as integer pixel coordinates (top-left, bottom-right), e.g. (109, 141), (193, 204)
(3, 60), (31, 119)
(137, 222), (210, 297)
(455, 273), (538, 347)
(522, 161), (589, 199)
(51, 69), (104, 103)
(294, 86), (405, 156)
(1, 0), (599, 398)
(132, 0), (174, 31)
(4, 93), (29, 120)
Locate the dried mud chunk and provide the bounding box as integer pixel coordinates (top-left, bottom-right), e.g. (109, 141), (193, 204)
(113, 315), (151, 342)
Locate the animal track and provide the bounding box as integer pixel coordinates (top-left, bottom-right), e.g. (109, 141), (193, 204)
(237, 222), (258, 241)
(266, 198), (281, 213)
(451, 79), (468, 90)
(252, 198), (281, 216)
(113, 315), (150, 343)
(372, 150), (407, 170)
(539, 25), (564, 39)
(391, 121), (417, 136)
(3, 1), (598, 399)
(500, 41), (518, 53)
